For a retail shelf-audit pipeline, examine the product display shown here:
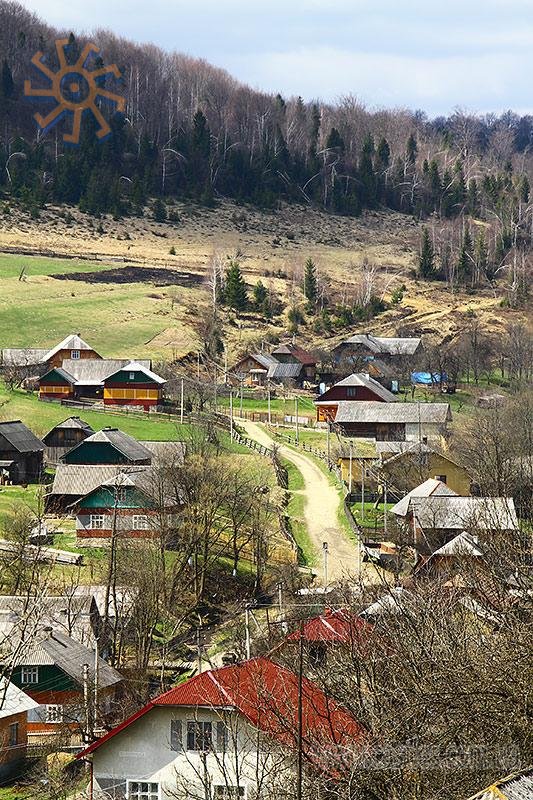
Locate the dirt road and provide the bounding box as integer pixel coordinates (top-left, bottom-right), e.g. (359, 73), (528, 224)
(239, 420), (360, 584)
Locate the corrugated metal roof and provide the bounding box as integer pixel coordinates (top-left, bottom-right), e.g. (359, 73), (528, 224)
(267, 362), (303, 379)
(0, 595), (97, 646)
(285, 609), (373, 644)
(338, 333), (421, 355)
(59, 359), (152, 385)
(139, 441), (185, 465)
(327, 372), (397, 402)
(391, 479), (458, 516)
(0, 678), (38, 719)
(466, 769), (533, 800)
(271, 343), (316, 366)
(0, 348), (48, 366)
(51, 464), (149, 496)
(335, 401), (451, 424)
(106, 361), (166, 385)
(408, 496), (518, 531)
(64, 428), (153, 463)
(0, 421), (45, 453)
(431, 531), (482, 557)
(48, 416), (95, 432)
(79, 657), (365, 761)
(42, 334), (97, 361)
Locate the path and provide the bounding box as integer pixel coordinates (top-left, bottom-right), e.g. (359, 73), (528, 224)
(239, 419), (360, 584)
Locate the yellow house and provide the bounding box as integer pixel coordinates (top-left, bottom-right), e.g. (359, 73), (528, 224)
(380, 443), (471, 496)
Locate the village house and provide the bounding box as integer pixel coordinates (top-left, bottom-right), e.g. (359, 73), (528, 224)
(61, 428), (153, 466)
(333, 401), (452, 442)
(332, 333), (422, 366)
(0, 593), (103, 649)
(0, 679), (38, 781)
(231, 353), (279, 387)
(0, 333), (101, 372)
(315, 373), (397, 422)
(270, 343), (317, 381)
(413, 531), (484, 581)
(391, 480), (518, 553)
(72, 470), (182, 545)
(276, 608), (374, 668)
(0, 420), (45, 484)
(42, 416), (95, 464)
(8, 628), (123, 747)
(39, 359), (166, 410)
(77, 657), (365, 800)
(379, 442), (471, 496)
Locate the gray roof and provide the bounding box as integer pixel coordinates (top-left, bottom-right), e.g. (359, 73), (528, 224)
(466, 768), (533, 800)
(251, 353), (279, 369)
(15, 629), (122, 689)
(406, 496), (518, 531)
(267, 362), (303, 380)
(0, 678), (38, 720)
(50, 464), (150, 496)
(46, 416), (95, 434)
(334, 401), (451, 424)
(0, 348), (48, 367)
(59, 359), (152, 386)
(0, 421), (45, 453)
(337, 333), (421, 355)
(63, 428), (153, 463)
(382, 441), (464, 468)
(391, 479), (458, 516)
(42, 334), (97, 361)
(0, 594), (98, 647)
(329, 372), (397, 402)
(431, 532), (482, 557)
(140, 441), (185, 465)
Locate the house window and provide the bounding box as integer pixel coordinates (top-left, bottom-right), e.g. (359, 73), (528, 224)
(213, 787), (245, 799)
(46, 704), (63, 724)
(71, 350), (81, 359)
(132, 515), (149, 531)
(187, 720), (212, 752)
(346, 387), (357, 397)
(127, 782), (160, 800)
(21, 666), (39, 684)
(8, 722), (18, 746)
(90, 514), (107, 530)
(434, 475), (447, 483)
(129, 372), (135, 380)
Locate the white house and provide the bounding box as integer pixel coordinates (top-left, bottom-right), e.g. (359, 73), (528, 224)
(77, 657), (365, 800)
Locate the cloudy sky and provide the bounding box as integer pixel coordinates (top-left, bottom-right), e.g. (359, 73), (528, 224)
(20, 0), (533, 116)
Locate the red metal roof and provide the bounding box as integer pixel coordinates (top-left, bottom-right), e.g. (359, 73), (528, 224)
(285, 608), (373, 644)
(78, 657), (364, 763)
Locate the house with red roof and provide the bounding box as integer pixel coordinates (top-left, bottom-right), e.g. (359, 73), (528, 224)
(77, 657), (365, 800)
(278, 608), (374, 667)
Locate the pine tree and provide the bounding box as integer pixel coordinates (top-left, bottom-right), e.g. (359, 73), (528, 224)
(418, 228), (435, 279)
(325, 127), (344, 153)
(359, 135), (377, 207)
(253, 280), (267, 308)
(474, 230), (488, 283)
(376, 138), (390, 169)
(224, 260), (248, 311)
(406, 133), (418, 164)
(303, 257), (318, 307)
(457, 226), (473, 284)
(152, 198), (167, 222)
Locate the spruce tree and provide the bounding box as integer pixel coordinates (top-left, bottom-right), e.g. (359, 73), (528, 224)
(376, 138), (390, 169)
(224, 260), (248, 311)
(474, 230), (488, 283)
(253, 280), (267, 308)
(457, 227), (473, 284)
(303, 257), (318, 307)
(406, 133), (418, 164)
(1, 60), (14, 100)
(152, 198), (167, 222)
(418, 228), (435, 279)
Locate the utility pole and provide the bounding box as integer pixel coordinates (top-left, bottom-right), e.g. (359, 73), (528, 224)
(245, 606), (251, 659)
(322, 541), (329, 588)
(295, 396), (299, 443)
(296, 619), (304, 800)
(229, 391), (234, 440)
(267, 384), (271, 425)
(197, 351), (200, 380)
(93, 640), (99, 735)
(214, 365), (218, 413)
(180, 378), (184, 425)
(361, 460), (365, 520)
(224, 349), (228, 384)
(82, 662), (90, 744)
(326, 422), (330, 466)
(348, 440), (353, 495)
(384, 481), (388, 536)
(239, 379), (243, 416)
(196, 627), (202, 674)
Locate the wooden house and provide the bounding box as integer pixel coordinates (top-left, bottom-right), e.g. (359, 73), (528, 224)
(0, 594), (103, 650)
(61, 428), (153, 466)
(8, 628), (123, 746)
(0, 679), (38, 781)
(102, 362), (166, 410)
(379, 442), (471, 496)
(315, 373), (396, 422)
(0, 333), (100, 373)
(72, 470), (182, 544)
(332, 333), (422, 364)
(42, 417), (95, 464)
(271, 343), (317, 381)
(0, 420), (45, 484)
(231, 353), (279, 387)
(333, 401), (451, 442)
(77, 658), (364, 800)
(276, 608), (374, 668)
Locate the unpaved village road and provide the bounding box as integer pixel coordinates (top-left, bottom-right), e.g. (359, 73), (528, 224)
(239, 420), (360, 584)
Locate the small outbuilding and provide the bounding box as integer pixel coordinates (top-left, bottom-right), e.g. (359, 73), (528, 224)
(42, 417), (95, 464)
(0, 420), (45, 484)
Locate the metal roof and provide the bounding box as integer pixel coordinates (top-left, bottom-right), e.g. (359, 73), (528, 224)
(0, 348), (48, 366)
(408, 496), (518, 531)
(0, 595), (98, 646)
(337, 333), (421, 355)
(50, 464), (150, 496)
(59, 359), (152, 386)
(106, 361), (166, 385)
(391, 479), (458, 516)
(0, 420), (45, 453)
(284, 608), (373, 644)
(139, 441), (185, 465)
(431, 531), (483, 558)
(334, 401), (451, 424)
(14, 629), (122, 689)
(48, 416), (95, 432)
(327, 372), (397, 402)
(267, 362), (303, 379)
(0, 678), (38, 720)
(466, 768), (533, 800)
(42, 334), (97, 361)
(63, 428), (153, 463)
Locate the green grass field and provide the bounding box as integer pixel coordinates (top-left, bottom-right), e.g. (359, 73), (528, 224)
(0, 253), (195, 359)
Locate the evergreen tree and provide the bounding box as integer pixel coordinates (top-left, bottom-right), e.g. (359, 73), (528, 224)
(1, 60), (14, 100)
(474, 230), (488, 283)
(418, 228), (436, 279)
(303, 257), (318, 307)
(376, 138), (390, 169)
(457, 226), (473, 284)
(224, 260), (248, 311)
(152, 198), (167, 222)
(406, 133), (418, 164)
(359, 135), (377, 207)
(325, 127), (345, 153)
(253, 280), (267, 308)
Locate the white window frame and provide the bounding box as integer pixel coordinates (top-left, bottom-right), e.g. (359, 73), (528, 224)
(71, 349), (81, 360)
(45, 704), (63, 724)
(187, 720), (213, 752)
(21, 666), (39, 684)
(126, 780), (161, 800)
(213, 786), (246, 800)
(129, 372), (135, 380)
(132, 515), (150, 531)
(90, 514), (107, 530)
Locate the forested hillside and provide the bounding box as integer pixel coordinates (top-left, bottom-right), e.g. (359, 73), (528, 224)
(0, 0), (532, 302)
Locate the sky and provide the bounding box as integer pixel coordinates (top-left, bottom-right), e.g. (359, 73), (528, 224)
(19, 0), (533, 117)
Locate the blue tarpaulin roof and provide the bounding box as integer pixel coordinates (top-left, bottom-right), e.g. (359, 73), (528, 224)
(411, 371), (447, 385)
